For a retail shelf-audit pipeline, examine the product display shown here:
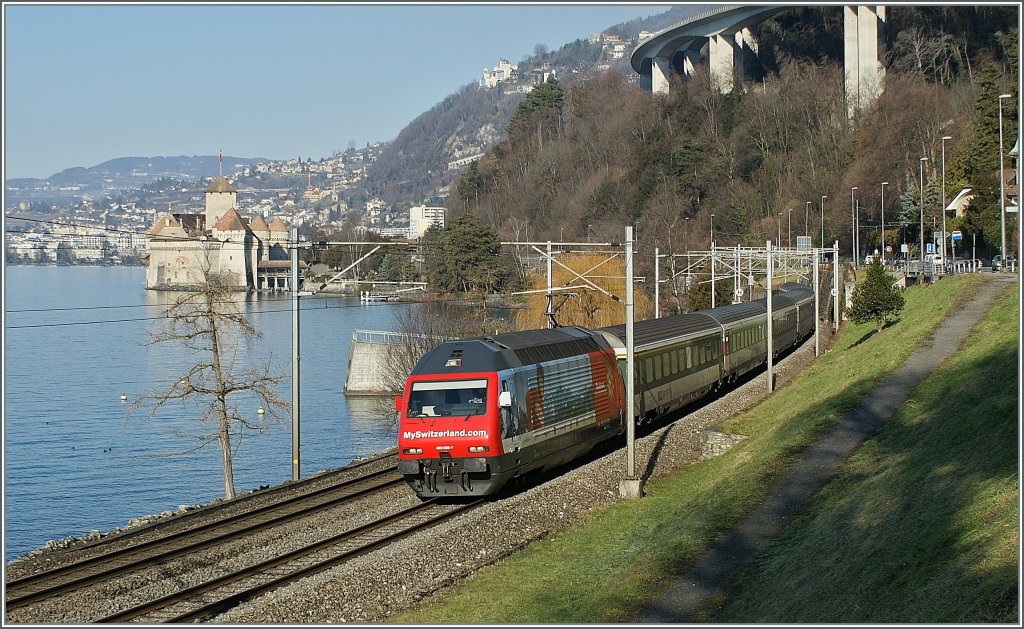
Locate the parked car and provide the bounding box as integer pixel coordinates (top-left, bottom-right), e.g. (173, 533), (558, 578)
(991, 255), (1015, 271)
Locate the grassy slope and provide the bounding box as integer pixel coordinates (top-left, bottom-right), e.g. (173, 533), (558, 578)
(388, 274), (1014, 624)
(716, 283), (1019, 623)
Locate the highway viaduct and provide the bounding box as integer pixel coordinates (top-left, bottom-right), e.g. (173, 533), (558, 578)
(630, 5), (886, 116)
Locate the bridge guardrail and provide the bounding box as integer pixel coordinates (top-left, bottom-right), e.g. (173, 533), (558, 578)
(352, 330), (452, 345)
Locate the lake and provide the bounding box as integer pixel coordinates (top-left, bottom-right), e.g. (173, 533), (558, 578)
(3, 266), (413, 563)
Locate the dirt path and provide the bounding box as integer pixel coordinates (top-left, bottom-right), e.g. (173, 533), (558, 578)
(636, 273), (1017, 623)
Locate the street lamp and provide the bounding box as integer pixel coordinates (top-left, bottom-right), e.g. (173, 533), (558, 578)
(851, 186), (858, 266)
(999, 94), (1012, 266)
(941, 135), (952, 266)
(710, 213), (715, 247)
(788, 208), (793, 248)
(820, 195), (827, 246)
(920, 156), (928, 267)
(805, 201), (811, 238)
(880, 181), (889, 263)
(855, 198), (860, 264)
(777, 212), (782, 247)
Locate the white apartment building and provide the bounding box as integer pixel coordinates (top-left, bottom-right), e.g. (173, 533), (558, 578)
(409, 205), (445, 239)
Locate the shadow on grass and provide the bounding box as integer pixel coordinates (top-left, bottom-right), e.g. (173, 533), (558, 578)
(711, 343), (1019, 623)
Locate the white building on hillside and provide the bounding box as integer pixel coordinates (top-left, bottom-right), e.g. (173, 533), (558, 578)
(409, 205), (445, 238)
(481, 58), (517, 88)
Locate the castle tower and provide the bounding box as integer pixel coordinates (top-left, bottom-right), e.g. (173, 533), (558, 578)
(204, 176), (237, 230)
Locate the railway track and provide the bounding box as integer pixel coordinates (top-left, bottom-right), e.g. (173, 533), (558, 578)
(5, 462), (402, 611)
(97, 500), (483, 623)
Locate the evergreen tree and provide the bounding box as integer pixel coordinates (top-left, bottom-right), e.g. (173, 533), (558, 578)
(684, 262), (734, 312)
(423, 214), (514, 293)
(846, 257), (905, 332)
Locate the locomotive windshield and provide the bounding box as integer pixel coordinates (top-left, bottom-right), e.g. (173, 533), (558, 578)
(408, 379), (488, 417)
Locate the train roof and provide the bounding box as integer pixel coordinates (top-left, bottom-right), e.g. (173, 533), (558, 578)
(702, 300), (766, 325)
(597, 312), (719, 349)
(778, 281), (812, 295)
(409, 325), (610, 375)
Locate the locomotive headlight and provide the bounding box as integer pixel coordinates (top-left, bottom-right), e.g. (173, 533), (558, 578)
(468, 446), (489, 453)
(403, 447), (423, 455)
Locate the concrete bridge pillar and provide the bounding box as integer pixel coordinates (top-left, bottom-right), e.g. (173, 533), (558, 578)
(681, 48), (701, 79)
(734, 27), (759, 88)
(844, 5), (886, 117)
(710, 31), (737, 93)
(652, 55), (672, 95)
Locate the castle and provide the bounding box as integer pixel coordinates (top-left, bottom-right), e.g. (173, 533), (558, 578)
(142, 177), (300, 291)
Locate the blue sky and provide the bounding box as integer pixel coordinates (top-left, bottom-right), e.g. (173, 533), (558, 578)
(3, 2), (676, 180)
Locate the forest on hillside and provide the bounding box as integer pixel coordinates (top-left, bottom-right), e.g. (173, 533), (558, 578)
(362, 5), (704, 205)
(446, 5), (1019, 290)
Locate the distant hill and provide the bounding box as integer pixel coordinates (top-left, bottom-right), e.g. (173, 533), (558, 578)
(5, 155), (268, 205)
(4, 6), (707, 210)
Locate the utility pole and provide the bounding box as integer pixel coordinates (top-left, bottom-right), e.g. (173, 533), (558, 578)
(851, 186), (857, 266)
(654, 247), (660, 318)
(920, 157), (928, 268)
(620, 226), (642, 499)
(290, 226), (300, 481)
(766, 240), (774, 393)
(820, 195), (827, 247)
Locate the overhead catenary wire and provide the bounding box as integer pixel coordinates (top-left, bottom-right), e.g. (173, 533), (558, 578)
(4, 297), (381, 330)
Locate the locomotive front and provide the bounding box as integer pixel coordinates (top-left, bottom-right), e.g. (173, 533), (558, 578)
(396, 340), (508, 497)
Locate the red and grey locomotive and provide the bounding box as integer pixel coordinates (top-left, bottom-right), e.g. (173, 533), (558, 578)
(396, 283), (815, 498)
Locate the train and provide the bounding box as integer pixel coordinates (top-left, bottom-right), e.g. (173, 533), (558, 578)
(395, 282), (816, 498)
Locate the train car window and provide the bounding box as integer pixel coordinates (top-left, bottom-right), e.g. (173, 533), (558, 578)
(645, 357), (653, 382)
(685, 347), (692, 369)
(654, 355), (662, 381)
(671, 351), (678, 374)
(662, 353), (670, 379)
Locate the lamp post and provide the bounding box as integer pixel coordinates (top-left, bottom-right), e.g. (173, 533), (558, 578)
(880, 181), (889, 263)
(999, 94), (1012, 266)
(777, 212), (782, 247)
(805, 201), (811, 237)
(788, 208), (793, 248)
(710, 214), (715, 247)
(940, 135), (952, 266)
(850, 186), (857, 266)
(920, 156), (928, 267)
(855, 198), (860, 264)
(820, 195), (827, 246)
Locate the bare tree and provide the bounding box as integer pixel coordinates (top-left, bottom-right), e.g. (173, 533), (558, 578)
(514, 252), (653, 330)
(372, 298), (504, 423)
(129, 253), (289, 500)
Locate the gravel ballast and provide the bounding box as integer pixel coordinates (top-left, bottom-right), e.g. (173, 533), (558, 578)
(215, 334), (827, 624)
(5, 331), (827, 625)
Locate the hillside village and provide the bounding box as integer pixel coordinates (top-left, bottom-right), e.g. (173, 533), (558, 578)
(4, 23), (673, 270)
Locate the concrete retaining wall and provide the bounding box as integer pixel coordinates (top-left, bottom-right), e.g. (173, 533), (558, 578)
(343, 334), (394, 396)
